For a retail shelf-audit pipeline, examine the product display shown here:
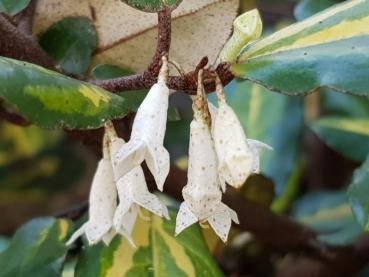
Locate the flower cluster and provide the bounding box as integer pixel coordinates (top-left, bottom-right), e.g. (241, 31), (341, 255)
(67, 56), (270, 246)
(175, 71), (271, 242)
(67, 58), (171, 247)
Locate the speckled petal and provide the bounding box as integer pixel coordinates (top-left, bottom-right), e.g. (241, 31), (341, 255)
(113, 138), (146, 181)
(247, 139), (273, 173)
(113, 80), (170, 190)
(77, 159), (117, 245)
(183, 119), (222, 220)
(146, 145), (170, 192)
(102, 228), (116, 246)
(208, 203), (237, 243)
(175, 202), (198, 236)
(129, 166), (170, 219)
(115, 206), (138, 248)
(213, 102), (254, 188)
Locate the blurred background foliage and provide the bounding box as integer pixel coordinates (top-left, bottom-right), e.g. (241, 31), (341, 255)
(1, 0), (369, 276)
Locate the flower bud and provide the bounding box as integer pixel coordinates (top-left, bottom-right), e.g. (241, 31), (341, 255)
(218, 9), (262, 63)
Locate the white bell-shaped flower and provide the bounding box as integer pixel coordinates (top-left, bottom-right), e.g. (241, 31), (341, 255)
(175, 71), (239, 242)
(114, 57), (170, 191)
(104, 121), (169, 247)
(66, 140), (117, 246)
(211, 77), (272, 189)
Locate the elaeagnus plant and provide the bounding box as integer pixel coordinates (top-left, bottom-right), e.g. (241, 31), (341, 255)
(0, 0), (369, 275)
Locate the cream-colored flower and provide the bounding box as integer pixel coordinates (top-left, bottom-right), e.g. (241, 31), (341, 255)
(66, 155), (117, 246)
(105, 121), (169, 247)
(67, 120), (170, 247)
(211, 77), (272, 189)
(114, 58), (170, 191)
(175, 71), (238, 242)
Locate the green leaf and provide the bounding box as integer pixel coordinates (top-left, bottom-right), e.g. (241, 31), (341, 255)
(293, 190), (362, 246)
(121, 0), (183, 12)
(294, 0), (336, 21)
(233, 0), (369, 96)
(348, 154), (369, 230)
(0, 57), (128, 129)
(311, 117), (369, 162)
(91, 64), (132, 80)
(74, 208), (223, 277)
(0, 237), (9, 254)
(39, 17), (97, 75)
(321, 90), (369, 119)
(218, 80), (304, 197)
(0, 0), (30, 15)
(0, 217), (71, 276)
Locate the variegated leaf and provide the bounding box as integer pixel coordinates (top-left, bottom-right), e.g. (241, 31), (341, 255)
(233, 0), (369, 96)
(311, 117), (369, 162)
(74, 208), (223, 276)
(0, 218), (71, 276)
(348, 154), (369, 230)
(0, 57), (128, 129)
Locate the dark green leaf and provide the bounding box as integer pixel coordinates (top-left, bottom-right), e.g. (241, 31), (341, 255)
(0, 57), (128, 129)
(293, 190), (362, 246)
(167, 106), (181, 122)
(122, 0), (182, 12)
(311, 117), (369, 162)
(0, 237), (9, 254)
(348, 154), (369, 230)
(0, 217), (71, 277)
(39, 17), (97, 75)
(321, 91), (369, 119)
(294, 0), (336, 21)
(0, 0), (30, 15)
(91, 64), (132, 80)
(75, 208), (222, 276)
(233, 0), (369, 96)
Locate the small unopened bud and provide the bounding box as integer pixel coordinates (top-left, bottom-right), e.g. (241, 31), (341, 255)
(218, 9), (262, 63)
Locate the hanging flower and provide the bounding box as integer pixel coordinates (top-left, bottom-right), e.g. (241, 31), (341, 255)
(113, 166), (170, 246)
(211, 76), (272, 189)
(66, 137), (117, 246)
(114, 57), (170, 191)
(104, 121), (169, 247)
(175, 70), (239, 242)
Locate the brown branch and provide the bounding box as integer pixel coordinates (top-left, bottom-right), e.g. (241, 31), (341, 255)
(147, 7), (171, 75)
(94, 62), (234, 94)
(0, 13), (55, 70)
(0, 105), (29, 126)
(17, 0), (38, 35)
